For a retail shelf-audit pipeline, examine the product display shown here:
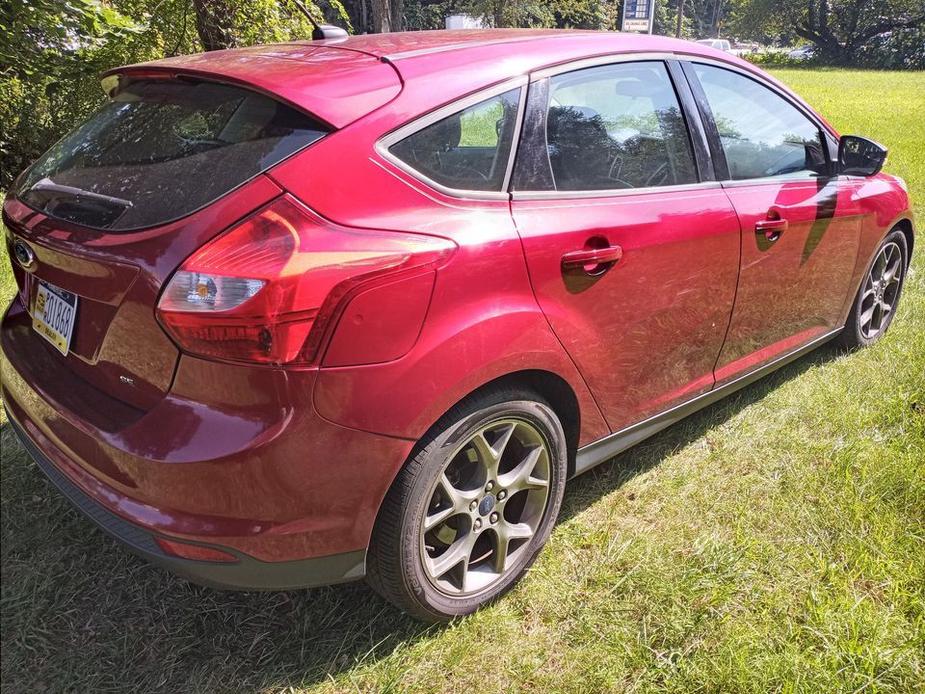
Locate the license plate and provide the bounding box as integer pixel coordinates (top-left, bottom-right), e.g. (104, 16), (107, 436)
(32, 280), (78, 356)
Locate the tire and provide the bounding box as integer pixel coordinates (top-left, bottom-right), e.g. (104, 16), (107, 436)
(838, 228), (909, 349)
(366, 387), (568, 622)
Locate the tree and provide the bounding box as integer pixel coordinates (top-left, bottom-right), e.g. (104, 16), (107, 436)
(0, 0), (334, 187)
(728, 0), (925, 62)
(370, 0), (394, 31)
(190, 0), (345, 49)
(798, 0), (925, 63)
(0, 0), (144, 80)
(192, 0), (237, 50)
(451, 0), (609, 29)
(1, 0), (147, 186)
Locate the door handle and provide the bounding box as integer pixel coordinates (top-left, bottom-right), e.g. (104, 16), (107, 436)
(755, 217), (788, 243)
(562, 245), (623, 275)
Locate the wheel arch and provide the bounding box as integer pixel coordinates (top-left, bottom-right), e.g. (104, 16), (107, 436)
(840, 213), (915, 325)
(366, 367), (583, 552)
(440, 369), (582, 478)
(894, 216), (915, 264)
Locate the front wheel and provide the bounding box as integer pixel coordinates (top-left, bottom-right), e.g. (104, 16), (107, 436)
(366, 388), (568, 622)
(838, 228), (909, 349)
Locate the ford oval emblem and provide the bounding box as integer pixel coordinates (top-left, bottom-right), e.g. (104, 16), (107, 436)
(478, 494), (496, 516)
(12, 239), (36, 271)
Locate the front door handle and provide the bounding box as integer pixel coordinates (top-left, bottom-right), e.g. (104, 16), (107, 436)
(562, 245), (623, 275)
(755, 217), (788, 243)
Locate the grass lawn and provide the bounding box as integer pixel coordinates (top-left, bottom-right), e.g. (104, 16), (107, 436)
(1, 68), (923, 693)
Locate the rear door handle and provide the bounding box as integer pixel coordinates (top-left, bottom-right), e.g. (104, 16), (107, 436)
(561, 245), (623, 275)
(755, 218), (788, 242)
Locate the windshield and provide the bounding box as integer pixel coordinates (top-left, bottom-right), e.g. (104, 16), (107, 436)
(13, 79), (329, 231)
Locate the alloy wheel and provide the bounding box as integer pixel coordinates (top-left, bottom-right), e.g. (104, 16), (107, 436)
(419, 418), (551, 596)
(859, 241), (903, 340)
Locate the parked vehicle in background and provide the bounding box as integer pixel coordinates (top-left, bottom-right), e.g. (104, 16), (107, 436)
(2, 29), (914, 622)
(696, 38), (732, 52)
(445, 14), (485, 30)
(788, 45), (816, 60)
(730, 41), (759, 57)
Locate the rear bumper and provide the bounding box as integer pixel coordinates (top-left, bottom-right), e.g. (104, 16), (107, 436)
(7, 415), (364, 590)
(1, 296), (416, 588)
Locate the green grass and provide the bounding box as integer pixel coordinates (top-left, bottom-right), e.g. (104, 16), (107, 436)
(2, 69), (924, 693)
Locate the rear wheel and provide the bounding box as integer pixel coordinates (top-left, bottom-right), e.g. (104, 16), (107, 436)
(366, 388), (567, 622)
(838, 229), (908, 349)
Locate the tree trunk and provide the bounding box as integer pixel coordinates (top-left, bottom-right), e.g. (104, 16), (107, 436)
(390, 0), (403, 31)
(711, 0), (723, 37)
(370, 0), (392, 32)
(192, 0), (236, 51)
(675, 0), (685, 38)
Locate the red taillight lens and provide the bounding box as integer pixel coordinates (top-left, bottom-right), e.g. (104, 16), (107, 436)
(156, 196), (455, 365)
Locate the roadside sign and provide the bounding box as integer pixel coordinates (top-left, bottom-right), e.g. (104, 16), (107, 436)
(622, 0), (654, 33)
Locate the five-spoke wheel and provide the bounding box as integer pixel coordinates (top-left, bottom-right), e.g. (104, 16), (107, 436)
(858, 241), (903, 339)
(840, 229), (908, 349)
(366, 390), (567, 622)
(420, 419), (551, 595)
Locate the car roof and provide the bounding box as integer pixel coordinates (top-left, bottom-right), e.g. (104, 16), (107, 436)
(113, 30), (760, 127)
(317, 28), (734, 69)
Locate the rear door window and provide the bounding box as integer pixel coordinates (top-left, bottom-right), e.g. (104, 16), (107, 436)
(13, 79), (329, 230)
(387, 88), (522, 192)
(543, 61), (698, 191)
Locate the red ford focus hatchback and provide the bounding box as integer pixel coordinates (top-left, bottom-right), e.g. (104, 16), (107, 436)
(2, 29), (914, 621)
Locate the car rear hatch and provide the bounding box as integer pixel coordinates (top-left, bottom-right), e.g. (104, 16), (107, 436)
(3, 51), (400, 421)
(2, 177), (285, 419)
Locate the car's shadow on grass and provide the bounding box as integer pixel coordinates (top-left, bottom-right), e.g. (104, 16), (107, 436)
(0, 344), (844, 692)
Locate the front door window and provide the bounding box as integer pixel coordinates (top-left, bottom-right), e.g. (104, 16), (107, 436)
(691, 64), (829, 180)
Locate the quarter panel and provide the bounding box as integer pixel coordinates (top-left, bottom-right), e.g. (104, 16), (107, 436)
(312, 240), (609, 445)
(272, 91), (609, 446)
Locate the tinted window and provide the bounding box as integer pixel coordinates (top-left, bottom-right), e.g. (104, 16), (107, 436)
(692, 64), (828, 180)
(389, 88), (521, 192)
(13, 80), (328, 230)
(545, 62), (697, 191)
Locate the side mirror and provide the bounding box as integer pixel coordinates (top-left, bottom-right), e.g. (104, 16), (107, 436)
(838, 135), (887, 177)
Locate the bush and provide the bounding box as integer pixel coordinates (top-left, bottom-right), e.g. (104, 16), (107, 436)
(744, 51), (821, 68)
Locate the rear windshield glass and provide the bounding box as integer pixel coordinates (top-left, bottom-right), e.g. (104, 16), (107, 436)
(13, 79), (329, 231)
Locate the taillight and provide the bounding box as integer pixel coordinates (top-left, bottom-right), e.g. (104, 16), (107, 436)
(156, 196), (454, 365)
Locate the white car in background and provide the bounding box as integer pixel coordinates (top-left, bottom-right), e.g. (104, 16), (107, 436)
(696, 38), (732, 52)
(731, 41), (759, 56)
(788, 45), (816, 60)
